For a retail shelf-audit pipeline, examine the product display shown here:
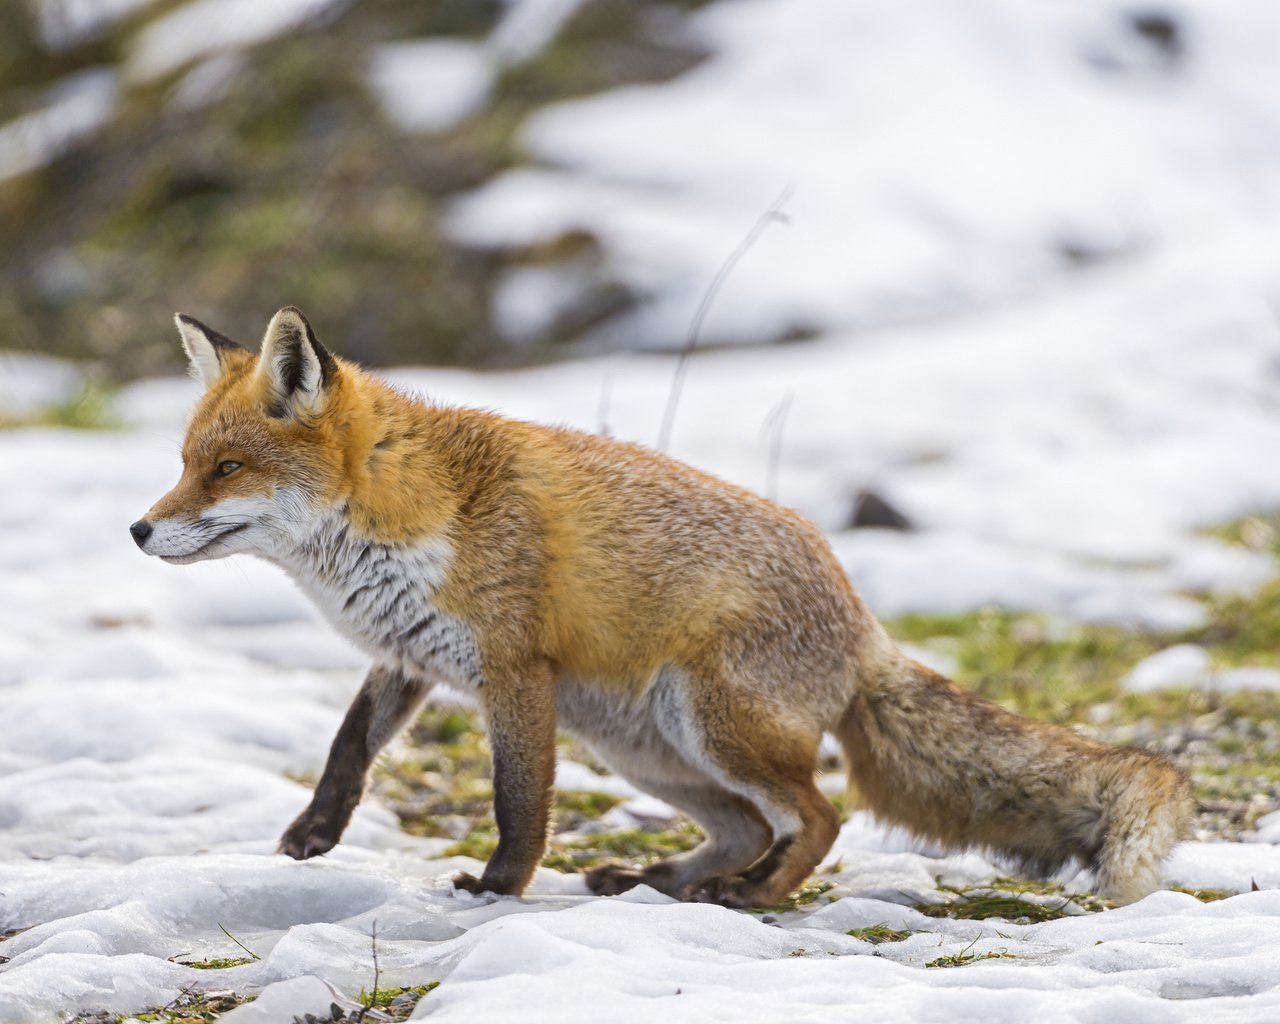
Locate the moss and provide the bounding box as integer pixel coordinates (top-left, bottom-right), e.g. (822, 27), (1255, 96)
(892, 608), (1160, 724)
(540, 824), (702, 873)
(1195, 579), (1280, 668)
(847, 924), (915, 944)
(1199, 513), (1280, 557)
(925, 947), (1016, 969)
(757, 880), (835, 914)
(914, 891), (1082, 923)
(553, 790), (625, 832)
(71, 991), (254, 1024)
(1169, 887), (1234, 903)
(442, 830), (498, 862)
(357, 982), (440, 1020)
(178, 957), (255, 970)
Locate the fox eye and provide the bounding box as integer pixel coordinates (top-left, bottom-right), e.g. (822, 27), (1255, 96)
(214, 460), (242, 479)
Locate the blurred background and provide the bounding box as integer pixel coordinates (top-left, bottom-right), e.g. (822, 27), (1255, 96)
(2, 0), (1277, 378)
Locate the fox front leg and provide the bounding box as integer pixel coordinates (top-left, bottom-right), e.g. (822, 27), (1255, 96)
(453, 661), (556, 897)
(278, 664), (430, 859)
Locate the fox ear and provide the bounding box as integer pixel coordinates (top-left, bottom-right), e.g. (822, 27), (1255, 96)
(175, 313), (246, 388)
(257, 306), (338, 418)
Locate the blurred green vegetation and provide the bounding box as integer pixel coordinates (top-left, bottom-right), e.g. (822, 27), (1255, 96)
(0, 0), (708, 379)
(0, 379), (119, 429)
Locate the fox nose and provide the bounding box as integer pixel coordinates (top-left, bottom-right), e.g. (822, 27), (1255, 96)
(129, 520), (153, 547)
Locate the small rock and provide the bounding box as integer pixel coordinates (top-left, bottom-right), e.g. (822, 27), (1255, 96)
(848, 490), (913, 531)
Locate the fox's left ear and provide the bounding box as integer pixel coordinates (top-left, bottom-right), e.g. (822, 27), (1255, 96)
(257, 306), (338, 418)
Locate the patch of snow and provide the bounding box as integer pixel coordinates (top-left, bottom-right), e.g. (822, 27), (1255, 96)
(32, 0), (158, 49)
(1123, 644), (1280, 693)
(1255, 811), (1280, 845)
(1123, 643), (1213, 692)
(366, 0), (588, 135)
(0, 68), (119, 183)
(217, 976), (343, 1024)
(1210, 666), (1280, 694)
(365, 40), (494, 135)
(127, 0), (351, 83)
(492, 263), (596, 344)
(168, 51), (245, 111)
(555, 761), (642, 799)
(488, 0), (588, 65)
(0, 352), (84, 416)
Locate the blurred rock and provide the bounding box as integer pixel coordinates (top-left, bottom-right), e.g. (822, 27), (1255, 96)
(848, 490), (914, 532)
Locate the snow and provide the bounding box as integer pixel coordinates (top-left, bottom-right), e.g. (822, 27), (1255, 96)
(126, 0), (352, 83)
(488, 0), (587, 65)
(168, 52), (246, 112)
(0, 69), (120, 184)
(0, 353), (84, 417)
(1257, 811), (1280, 845)
(1124, 644), (1280, 694)
(365, 41), (495, 135)
(32, 0), (158, 49)
(1124, 644), (1214, 692)
(364, 0), (588, 135)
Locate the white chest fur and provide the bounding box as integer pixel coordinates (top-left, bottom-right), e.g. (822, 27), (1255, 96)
(277, 514), (483, 689)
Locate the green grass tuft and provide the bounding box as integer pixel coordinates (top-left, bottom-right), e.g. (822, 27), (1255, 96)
(178, 957), (255, 970)
(848, 923), (915, 944)
(356, 983), (440, 1020)
(1170, 887), (1235, 903)
(925, 934), (1017, 969)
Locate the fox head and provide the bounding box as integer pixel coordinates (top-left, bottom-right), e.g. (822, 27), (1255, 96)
(131, 307), (358, 564)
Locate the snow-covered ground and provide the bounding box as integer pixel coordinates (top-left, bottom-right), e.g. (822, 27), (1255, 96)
(6, 0), (1280, 1020)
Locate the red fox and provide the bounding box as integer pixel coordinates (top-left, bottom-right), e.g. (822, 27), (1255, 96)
(132, 307), (1193, 907)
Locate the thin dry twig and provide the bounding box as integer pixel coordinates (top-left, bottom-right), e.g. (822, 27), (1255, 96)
(657, 185), (795, 452)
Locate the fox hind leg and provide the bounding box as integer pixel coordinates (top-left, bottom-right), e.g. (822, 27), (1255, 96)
(654, 671), (840, 909)
(584, 779), (771, 899)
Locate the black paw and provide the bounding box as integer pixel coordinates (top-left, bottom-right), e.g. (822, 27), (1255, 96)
(277, 815), (339, 860)
(584, 862), (647, 897)
(450, 871), (518, 897)
(688, 874), (755, 908)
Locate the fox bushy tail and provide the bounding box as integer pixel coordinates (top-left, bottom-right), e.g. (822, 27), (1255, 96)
(836, 655), (1193, 903)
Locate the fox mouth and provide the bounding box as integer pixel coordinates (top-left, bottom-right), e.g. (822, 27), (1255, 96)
(157, 523), (248, 564)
